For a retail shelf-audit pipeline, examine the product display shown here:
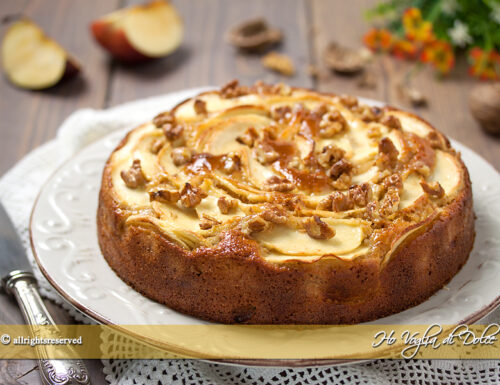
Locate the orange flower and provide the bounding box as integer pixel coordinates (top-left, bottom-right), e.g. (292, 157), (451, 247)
(391, 39), (418, 60)
(363, 28), (393, 52)
(421, 40), (455, 75)
(402, 7), (434, 43)
(468, 47), (500, 80)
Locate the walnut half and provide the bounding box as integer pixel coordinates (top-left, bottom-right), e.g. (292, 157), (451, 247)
(180, 183), (207, 208)
(236, 127), (259, 147)
(348, 183), (372, 207)
(327, 159), (352, 180)
(380, 115), (402, 130)
(149, 188), (180, 204)
(264, 176), (295, 192)
(240, 215), (270, 236)
(426, 131), (449, 150)
(304, 216), (335, 240)
(365, 186), (401, 223)
(217, 196), (238, 214)
(317, 144), (345, 168)
(220, 79), (249, 98)
(420, 180), (445, 198)
(199, 214), (221, 230)
(226, 18), (282, 51)
(316, 191), (354, 212)
(194, 99), (207, 115)
(150, 138), (166, 154)
(254, 142), (279, 165)
(171, 147), (193, 166)
(377, 137), (399, 170)
(339, 95), (358, 109)
(153, 111), (175, 129)
(260, 205), (289, 224)
(379, 187), (401, 218)
(121, 159), (147, 189)
(357, 105), (384, 122)
(318, 110), (348, 138)
(221, 153), (241, 174)
(155, 122), (185, 148)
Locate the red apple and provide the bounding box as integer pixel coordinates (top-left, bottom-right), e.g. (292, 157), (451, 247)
(1, 19), (80, 90)
(91, 0), (183, 62)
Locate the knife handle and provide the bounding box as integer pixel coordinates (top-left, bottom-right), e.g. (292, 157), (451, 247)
(6, 272), (91, 385)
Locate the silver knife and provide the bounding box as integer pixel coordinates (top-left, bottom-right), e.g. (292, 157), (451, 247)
(0, 202), (91, 385)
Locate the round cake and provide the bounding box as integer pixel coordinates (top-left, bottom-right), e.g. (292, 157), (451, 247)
(98, 81), (474, 324)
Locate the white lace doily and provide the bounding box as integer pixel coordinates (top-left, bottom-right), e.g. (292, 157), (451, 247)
(1, 88), (499, 385)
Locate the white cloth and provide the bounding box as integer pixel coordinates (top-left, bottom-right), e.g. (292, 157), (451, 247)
(1, 89), (499, 385)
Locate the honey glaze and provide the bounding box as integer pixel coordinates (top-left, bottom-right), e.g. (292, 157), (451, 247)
(263, 136), (333, 194)
(184, 153), (242, 178)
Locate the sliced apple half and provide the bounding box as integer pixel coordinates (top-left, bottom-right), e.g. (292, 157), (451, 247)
(91, 0), (183, 62)
(1, 19), (80, 90)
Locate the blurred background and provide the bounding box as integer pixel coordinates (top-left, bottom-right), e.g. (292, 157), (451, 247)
(0, 0), (498, 173)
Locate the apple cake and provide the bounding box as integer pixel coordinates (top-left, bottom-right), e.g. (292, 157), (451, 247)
(98, 81), (474, 324)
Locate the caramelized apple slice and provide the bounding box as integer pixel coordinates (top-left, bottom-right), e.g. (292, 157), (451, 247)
(90, 0), (183, 62)
(1, 19), (80, 90)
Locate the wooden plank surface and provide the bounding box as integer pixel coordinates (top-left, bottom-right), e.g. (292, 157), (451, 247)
(0, 0), (119, 176)
(107, 0), (314, 106)
(310, 0), (387, 101)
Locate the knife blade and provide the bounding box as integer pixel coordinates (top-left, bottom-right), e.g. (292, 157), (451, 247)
(0, 203), (32, 278)
(0, 200), (91, 385)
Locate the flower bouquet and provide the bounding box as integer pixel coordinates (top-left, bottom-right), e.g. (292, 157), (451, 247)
(363, 0), (500, 79)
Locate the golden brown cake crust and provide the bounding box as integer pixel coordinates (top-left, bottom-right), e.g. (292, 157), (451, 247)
(97, 83), (474, 324)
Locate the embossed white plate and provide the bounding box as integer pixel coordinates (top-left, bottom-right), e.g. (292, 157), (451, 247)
(30, 94), (500, 364)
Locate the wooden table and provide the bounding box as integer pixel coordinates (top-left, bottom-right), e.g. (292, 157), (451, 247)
(0, 0), (498, 383)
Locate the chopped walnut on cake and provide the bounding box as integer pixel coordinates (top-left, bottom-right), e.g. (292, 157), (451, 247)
(171, 147), (193, 166)
(260, 204), (289, 224)
(199, 214), (221, 230)
(380, 115), (402, 130)
(193, 99), (207, 115)
(240, 215), (270, 235)
(254, 142), (279, 165)
(120, 159), (147, 188)
(317, 144), (345, 168)
(318, 110), (348, 138)
(220, 79), (249, 98)
(236, 127), (259, 147)
(348, 183), (372, 207)
(150, 138), (166, 154)
(217, 196), (238, 214)
(264, 176), (295, 192)
(377, 137), (399, 170)
(149, 187), (180, 203)
(420, 180), (445, 198)
(339, 94), (358, 109)
(304, 216), (335, 239)
(180, 183), (207, 208)
(221, 153), (241, 174)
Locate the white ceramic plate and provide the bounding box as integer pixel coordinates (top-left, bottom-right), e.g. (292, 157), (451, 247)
(30, 92), (500, 365)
